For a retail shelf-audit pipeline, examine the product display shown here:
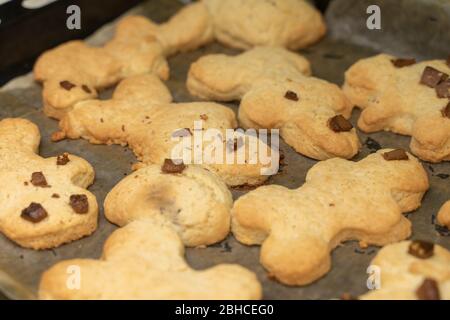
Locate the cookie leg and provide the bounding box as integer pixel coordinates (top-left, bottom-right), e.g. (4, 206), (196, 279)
(410, 115), (450, 163)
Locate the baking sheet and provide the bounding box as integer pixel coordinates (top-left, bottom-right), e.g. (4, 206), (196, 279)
(0, 0), (449, 300)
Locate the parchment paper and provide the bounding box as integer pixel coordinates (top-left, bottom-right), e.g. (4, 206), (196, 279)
(0, 0), (449, 300)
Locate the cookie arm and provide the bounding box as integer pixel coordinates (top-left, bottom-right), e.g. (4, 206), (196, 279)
(58, 100), (138, 145)
(437, 201), (450, 228)
(157, 2), (214, 56)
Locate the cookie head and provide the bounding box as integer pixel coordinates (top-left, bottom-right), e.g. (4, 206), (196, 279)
(104, 164), (233, 247)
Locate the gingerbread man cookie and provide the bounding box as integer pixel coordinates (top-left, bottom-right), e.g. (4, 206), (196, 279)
(54, 74), (277, 187)
(39, 217), (262, 299)
(438, 201), (450, 229)
(231, 149), (429, 285)
(146, 0), (325, 52)
(35, 0), (325, 120)
(0, 118), (98, 250)
(188, 47), (360, 160)
(343, 54), (450, 162)
(34, 16), (172, 120)
(104, 163), (233, 247)
(360, 241), (450, 300)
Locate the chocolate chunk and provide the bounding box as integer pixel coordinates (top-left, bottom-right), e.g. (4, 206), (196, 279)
(420, 66), (448, 88)
(442, 102), (450, 118)
(60, 80), (76, 91)
(172, 128), (192, 137)
(69, 194), (89, 214)
(56, 153), (70, 165)
(436, 79), (450, 98)
(391, 58), (416, 68)
(284, 90), (299, 101)
(81, 85), (92, 94)
(21, 203), (48, 223)
(328, 115), (353, 132)
(416, 278), (440, 300)
(161, 159), (185, 174)
(382, 149), (409, 161)
(408, 240), (434, 259)
(51, 193), (60, 198)
(200, 114), (208, 121)
(31, 172), (49, 187)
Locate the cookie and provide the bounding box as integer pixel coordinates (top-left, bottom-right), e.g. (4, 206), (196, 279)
(54, 74), (277, 187)
(360, 241), (450, 300)
(438, 201), (450, 229)
(231, 149), (429, 285)
(343, 54), (450, 162)
(39, 217), (262, 299)
(188, 47), (360, 160)
(104, 164), (233, 247)
(0, 118), (98, 249)
(34, 16), (171, 120)
(154, 0), (325, 51)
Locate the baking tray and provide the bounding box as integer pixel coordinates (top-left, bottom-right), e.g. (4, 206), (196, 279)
(0, 0), (449, 300)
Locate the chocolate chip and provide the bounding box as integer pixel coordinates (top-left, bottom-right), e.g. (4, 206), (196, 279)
(81, 85), (92, 94)
(69, 194), (89, 214)
(121, 125), (125, 132)
(24, 181), (28, 186)
(51, 193), (60, 198)
(420, 66), (448, 88)
(200, 114), (208, 121)
(60, 80), (76, 91)
(442, 102), (450, 118)
(436, 79), (450, 98)
(284, 90), (299, 101)
(21, 203), (48, 223)
(383, 149), (409, 161)
(31, 172), (49, 187)
(56, 153), (70, 165)
(172, 128), (192, 137)
(161, 159), (185, 174)
(408, 240), (434, 259)
(391, 58), (416, 68)
(328, 115), (353, 132)
(416, 278), (440, 300)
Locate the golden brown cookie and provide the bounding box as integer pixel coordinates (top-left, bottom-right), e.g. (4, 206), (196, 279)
(344, 54), (450, 162)
(231, 149), (429, 285)
(0, 118), (98, 249)
(188, 47), (360, 160)
(360, 241), (450, 300)
(39, 218), (262, 300)
(55, 74), (277, 187)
